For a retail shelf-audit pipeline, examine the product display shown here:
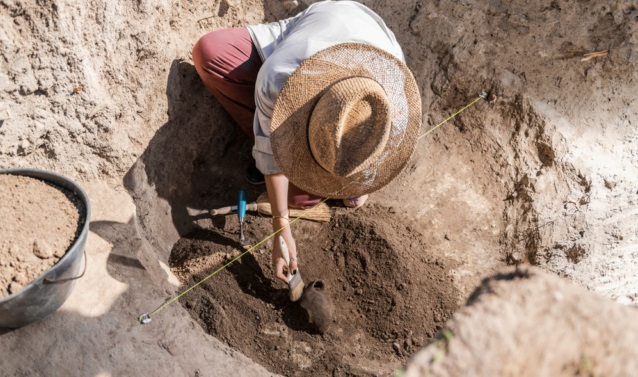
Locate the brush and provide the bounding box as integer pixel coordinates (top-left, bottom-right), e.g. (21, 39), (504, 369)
(278, 236), (304, 302)
(186, 192), (331, 222)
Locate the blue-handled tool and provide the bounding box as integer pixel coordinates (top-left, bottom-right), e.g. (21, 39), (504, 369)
(238, 189), (249, 246)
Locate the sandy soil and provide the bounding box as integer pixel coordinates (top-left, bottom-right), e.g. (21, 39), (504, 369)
(405, 267), (638, 377)
(0, 174), (79, 297)
(1, 0), (637, 375)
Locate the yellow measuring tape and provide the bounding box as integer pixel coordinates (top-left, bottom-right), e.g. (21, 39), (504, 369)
(138, 92), (487, 324)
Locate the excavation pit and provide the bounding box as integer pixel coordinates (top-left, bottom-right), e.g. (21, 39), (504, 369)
(169, 205), (458, 376)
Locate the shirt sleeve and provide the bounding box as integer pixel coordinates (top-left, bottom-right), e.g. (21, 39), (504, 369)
(252, 61), (285, 175)
(252, 112), (282, 176)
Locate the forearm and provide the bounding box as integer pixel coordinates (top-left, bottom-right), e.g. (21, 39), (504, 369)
(265, 172), (290, 219)
(265, 172), (298, 274)
(266, 173), (294, 246)
(266, 173), (293, 240)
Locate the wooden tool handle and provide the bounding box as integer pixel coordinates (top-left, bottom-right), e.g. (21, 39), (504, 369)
(279, 236), (290, 267)
(210, 203), (258, 216)
(210, 205), (236, 216)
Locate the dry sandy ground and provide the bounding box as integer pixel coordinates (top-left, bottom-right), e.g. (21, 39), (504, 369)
(405, 267), (638, 377)
(1, 0), (637, 375)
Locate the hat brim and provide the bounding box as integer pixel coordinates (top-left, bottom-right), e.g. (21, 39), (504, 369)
(271, 43), (422, 199)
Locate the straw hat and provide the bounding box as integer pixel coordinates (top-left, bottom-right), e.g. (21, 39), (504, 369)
(270, 43), (421, 199)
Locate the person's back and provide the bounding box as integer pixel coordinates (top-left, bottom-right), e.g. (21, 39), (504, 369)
(250, 1), (406, 177)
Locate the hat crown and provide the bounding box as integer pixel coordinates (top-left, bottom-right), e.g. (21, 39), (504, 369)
(308, 77), (391, 178)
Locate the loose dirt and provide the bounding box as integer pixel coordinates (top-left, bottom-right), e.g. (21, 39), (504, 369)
(170, 204), (458, 376)
(0, 174), (79, 297)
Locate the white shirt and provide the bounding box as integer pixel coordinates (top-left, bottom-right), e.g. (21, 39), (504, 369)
(246, 0), (405, 175)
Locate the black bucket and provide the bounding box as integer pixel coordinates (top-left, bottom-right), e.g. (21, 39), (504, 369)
(0, 168), (90, 328)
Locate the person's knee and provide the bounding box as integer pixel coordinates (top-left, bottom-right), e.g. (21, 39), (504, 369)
(192, 30), (231, 74)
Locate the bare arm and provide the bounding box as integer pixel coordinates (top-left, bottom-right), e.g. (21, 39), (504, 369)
(265, 172), (298, 284)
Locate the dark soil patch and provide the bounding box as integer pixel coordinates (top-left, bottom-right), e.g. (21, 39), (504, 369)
(170, 204), (458, 376)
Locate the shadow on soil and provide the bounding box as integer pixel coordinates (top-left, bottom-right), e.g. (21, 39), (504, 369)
(122, 58), (265, 262)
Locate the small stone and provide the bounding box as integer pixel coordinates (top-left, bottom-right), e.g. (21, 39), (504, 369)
(14, 273), (28, 285)
(510, 251), (522, 262)
(392, 342), (401, 355)
(388, 206), (396, 214)
(9, 282), (24, 294)
(9, 243), (20, 256)
(282, 0), (299, 11)
(33, 240), (54, 259)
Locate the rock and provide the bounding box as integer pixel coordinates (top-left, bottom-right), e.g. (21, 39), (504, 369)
(33, 240), (54, 259)
(9, 282), (23, 294)
(14, 273), (28, 285)
(282, 0), (299, 11)
(8, 243), (20, 257)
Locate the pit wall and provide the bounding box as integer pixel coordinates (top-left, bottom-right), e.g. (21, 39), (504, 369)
(398, 0), (638, 304)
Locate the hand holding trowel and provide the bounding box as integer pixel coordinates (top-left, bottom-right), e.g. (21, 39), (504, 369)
(278, 236), (304, 302)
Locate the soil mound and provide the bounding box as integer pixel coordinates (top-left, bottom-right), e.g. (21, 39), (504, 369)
(405, 267), (638, 377)
(170, 204), (458, 376)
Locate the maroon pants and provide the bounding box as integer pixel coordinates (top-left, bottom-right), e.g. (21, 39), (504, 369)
(192, 27), (321, 209)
